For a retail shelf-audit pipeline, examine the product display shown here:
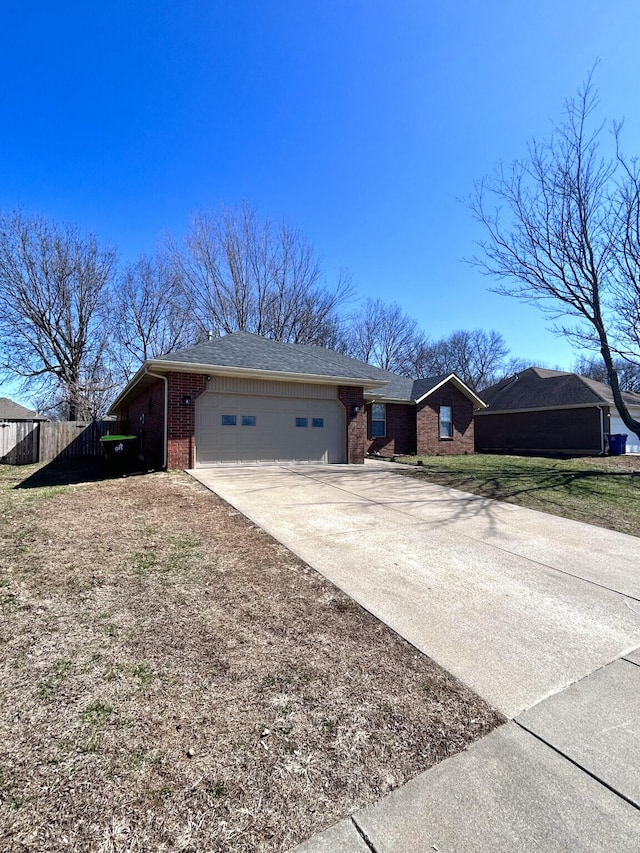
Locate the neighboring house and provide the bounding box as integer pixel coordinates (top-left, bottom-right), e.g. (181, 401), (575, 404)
(108, 331), (485, 469)
(475, 367), (640, 455)
(0, 397), (47, 423)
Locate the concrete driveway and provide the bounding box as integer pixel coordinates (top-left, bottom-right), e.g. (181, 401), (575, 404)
(190, 461), (640, 850)
(190, 461), (640, 717)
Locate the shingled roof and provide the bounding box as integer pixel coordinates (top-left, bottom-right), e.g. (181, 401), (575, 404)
(0, 397), (47, 421)
(110, 331), (486, 412)
(156, 331), (389, 384)
(364, 369), (485, 406)
(480, 367), (640, 412)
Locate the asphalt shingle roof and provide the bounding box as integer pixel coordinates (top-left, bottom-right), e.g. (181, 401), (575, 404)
(0, 397), (45, 421)
(158, 331), (389, 384)
(363, 369), (454, 402)
(157, 332), (475, 404)
(480, 367), (640, 411)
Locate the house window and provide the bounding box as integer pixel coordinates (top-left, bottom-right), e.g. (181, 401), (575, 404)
(312, 418), (324, 428)
(295, 417), (308, 427)
(439, 405), (453, 439)
(371, 403), (386, 437)
(221, 414), (237, 426)
(241, 415), (256, 426)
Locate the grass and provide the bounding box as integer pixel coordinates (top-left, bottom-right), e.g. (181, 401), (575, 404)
(0, 462), (502, 852)
(394, 453), (640, 537)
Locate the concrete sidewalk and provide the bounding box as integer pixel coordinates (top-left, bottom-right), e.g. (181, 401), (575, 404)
(189, 462), (640, 850)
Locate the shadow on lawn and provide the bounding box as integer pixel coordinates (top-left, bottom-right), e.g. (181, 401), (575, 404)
(392, 458), (639, 534)
(16, 456), (158, 489)
(15, 456), (113, 489)
(16, 457), (107, 489)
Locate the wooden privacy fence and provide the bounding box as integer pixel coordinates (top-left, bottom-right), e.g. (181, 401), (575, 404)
(0, 421), (116, 465)
(0, 422), (39, 465)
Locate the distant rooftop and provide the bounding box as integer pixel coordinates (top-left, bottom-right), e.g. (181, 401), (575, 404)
(480, 367), (640, 411)
(0, 397), (47, 421)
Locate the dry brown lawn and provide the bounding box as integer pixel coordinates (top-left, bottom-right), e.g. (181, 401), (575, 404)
(0, 462), (502, 852)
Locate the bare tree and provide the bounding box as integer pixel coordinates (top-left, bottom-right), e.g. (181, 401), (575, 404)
(412, 328), (521, 390)
(170, 202), (351, 346)
(344, 299), (427, 375)
(574, 354), (640, 393)
(469, 70), (640, 439)
(0, 212), (116, 420)
(109, 253), (195, 382)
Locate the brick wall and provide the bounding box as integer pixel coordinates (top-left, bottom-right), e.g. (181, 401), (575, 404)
(416, 386), (475, 456)
(474, 406), (605, 454)
(166, 373), (208, 469)
(120, 379), (166, 469)
(338, 386), (366, 463)
(366, 402), (416, 456)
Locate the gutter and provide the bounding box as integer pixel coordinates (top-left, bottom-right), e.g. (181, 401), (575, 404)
(146, 359), (389, 389)
(145, 368), (168, 469)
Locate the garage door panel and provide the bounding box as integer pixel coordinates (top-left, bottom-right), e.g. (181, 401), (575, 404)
(195, 392), (345, 465)
(610, 414), (640, 454)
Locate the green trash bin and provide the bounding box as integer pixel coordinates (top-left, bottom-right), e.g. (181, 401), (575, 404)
(100, 434), (139, 475)
(607, 434), (627, 456)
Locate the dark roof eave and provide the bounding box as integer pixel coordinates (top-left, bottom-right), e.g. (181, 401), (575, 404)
(475, 402), (612, 415)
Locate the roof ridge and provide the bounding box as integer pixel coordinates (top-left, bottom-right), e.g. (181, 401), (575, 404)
(572, 371), (609, 403)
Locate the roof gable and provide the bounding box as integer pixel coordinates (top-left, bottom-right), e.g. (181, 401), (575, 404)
(365, 371), (486, 407)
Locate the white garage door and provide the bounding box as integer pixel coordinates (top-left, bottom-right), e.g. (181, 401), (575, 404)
(195, 392), (345, 465)
(610, 410), (640, 454)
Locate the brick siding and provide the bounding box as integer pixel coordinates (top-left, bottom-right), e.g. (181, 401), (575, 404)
(474, 406), (606, 454)
(416, 386), (475, 456)
(338, 386), (366, 463)
(366, 403), (416, 456)
(166, 373), (208, 469)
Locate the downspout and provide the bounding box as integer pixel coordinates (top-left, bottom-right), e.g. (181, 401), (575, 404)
(145, 368), (168, 469)
(599, 405), (606, 456)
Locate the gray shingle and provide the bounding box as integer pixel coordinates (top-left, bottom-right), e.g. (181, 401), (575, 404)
(153, 333), (480, 404)
(480, 367), (640, 411)
(157, 331), (389, 384)
(0, 397), (46, 421)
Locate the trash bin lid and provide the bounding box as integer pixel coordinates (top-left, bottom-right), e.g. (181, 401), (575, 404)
(99, 434), (137, 443)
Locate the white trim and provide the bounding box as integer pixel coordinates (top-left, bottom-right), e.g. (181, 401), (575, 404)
(109, 359), (387, 415)
(413, 374), (487, 408)
(145, 369), (168, 469)
(148, 359), (388, 388)
(365, 375), (486, 407)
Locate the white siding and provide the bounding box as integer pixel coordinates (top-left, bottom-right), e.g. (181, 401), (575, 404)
(610, 406), (640, 454)
(208, 376), (337, 399)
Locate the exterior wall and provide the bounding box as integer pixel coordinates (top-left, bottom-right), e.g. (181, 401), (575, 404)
(119, 379), (166, 469)
(366, 403), (416, 456)
(474, 406), (604, 454)
(338, 386), (366, 464)
(120, 375), (368, 468)
(416, 386), (475, 456)
(610, 406), (640, 454)
(167, 373), (208, 469)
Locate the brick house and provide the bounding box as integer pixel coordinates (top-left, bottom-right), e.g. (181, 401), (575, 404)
(474, 367), (640, 455)
(108, 332), (485, 469)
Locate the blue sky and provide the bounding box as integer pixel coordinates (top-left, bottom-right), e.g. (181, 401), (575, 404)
(2, 0), (640, 399)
